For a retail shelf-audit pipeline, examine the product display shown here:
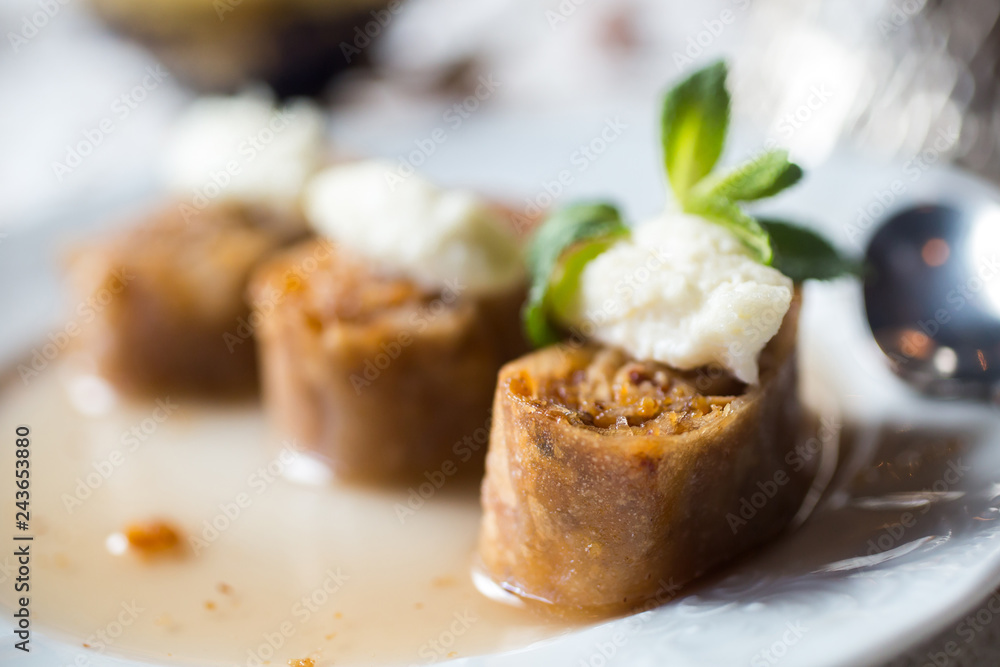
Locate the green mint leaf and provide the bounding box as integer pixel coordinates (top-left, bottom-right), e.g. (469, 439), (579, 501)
(661, 60), (730, 203)
(693, 149), (803, 202)
(523, 202), (629, 347)
(758, 218), (861, 282)
(687, 197), (772, 264)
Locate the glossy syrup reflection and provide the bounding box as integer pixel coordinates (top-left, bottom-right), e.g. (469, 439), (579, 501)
(0, 365), (578, 666)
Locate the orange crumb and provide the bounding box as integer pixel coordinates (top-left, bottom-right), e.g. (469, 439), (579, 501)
(414, 602), (424, 610)
(287, 659), (315, 667)
(324, 633), (336, 640)
(205, 601), (216, 610)
(447, 651), (458, 658)
(124, 520), (183, 557)
(283, 273), (305, 293)
(334, 612), (343, 619)
(218, 583), (233, 595)
(82, 643), (91, 649)
(431, 576), (455, 588)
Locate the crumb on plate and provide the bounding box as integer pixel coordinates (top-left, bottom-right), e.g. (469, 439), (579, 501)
(124, 520), (184, 557)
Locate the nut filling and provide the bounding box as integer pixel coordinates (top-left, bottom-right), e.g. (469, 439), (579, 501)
(250, 237), (528, 483)
(512, 347), (747, 433)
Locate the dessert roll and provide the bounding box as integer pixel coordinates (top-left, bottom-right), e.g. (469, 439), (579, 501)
(474, 207), (825, 616)
(250, 161), (529, 483)
(66, 205), (286, 396)
(65, 94), (324, 397)
(478, 299), (809, 616)
(250, 239), (525, 483)
(475, 62), (855, 617)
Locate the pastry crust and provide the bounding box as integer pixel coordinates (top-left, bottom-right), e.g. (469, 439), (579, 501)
(66, 204), (295, 397)
(249, 237), (528, 483)
(477, 298), (812, 616)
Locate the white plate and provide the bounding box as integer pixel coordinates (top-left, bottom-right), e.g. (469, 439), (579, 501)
(2, 114), (1000, 667)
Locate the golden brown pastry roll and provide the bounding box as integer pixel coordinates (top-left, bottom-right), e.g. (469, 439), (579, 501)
(249, 237), (528, 483)
(477, 299), (814, 616)
(65, 204), (294, 397)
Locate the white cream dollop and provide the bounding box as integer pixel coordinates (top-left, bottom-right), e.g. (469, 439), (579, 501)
(563, 212), (793, 384)
(304, 161), (524, 295)
(163, 92), (325, 211)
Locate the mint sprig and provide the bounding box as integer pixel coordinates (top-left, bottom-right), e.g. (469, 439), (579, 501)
(520, 62), (857, 349)
(662, 61), (730, 202)
(523, 202), (628, 347)
(661, 64), (789, 263)
(759, 218), (862, 282)
(692, 149), (803, 202)
(687, 196), (773, 264)
(662, 61), (851, 274)
(660, 62), (781, 262)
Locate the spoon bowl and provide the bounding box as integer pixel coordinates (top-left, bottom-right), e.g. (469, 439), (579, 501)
(863, 203), (1000, 402)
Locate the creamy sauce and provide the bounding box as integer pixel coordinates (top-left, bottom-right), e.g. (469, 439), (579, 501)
(565, 212), (793, 385)
(304, 161), (525, 296)
(0, 365), (578, 666)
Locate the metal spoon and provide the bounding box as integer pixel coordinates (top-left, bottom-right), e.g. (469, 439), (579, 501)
(863, 203), (1000, 403)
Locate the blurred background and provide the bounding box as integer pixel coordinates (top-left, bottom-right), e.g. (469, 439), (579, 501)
(3, 0), (999, 231)
(3, 1), (1000, 664)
